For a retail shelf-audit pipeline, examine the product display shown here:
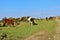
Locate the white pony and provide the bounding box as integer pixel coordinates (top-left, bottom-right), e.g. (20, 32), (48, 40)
(26, 16), (37, 25)
(27, 16), (32, 24)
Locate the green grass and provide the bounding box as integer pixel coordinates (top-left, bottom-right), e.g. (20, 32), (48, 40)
(0, 19), (56, 40)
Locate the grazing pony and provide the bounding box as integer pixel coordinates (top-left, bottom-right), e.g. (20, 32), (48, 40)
(46, 17), (48, 21)
(26, 16), (37, 25)
(2, 17), (14, 27)
(15, 18), (21, 25)
(49, 17), (53, 20)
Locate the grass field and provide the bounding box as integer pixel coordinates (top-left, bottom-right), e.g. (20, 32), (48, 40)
(0, 19), (56, 40)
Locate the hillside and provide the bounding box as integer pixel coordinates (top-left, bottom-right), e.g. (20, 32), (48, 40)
(0, 19), (56, 40)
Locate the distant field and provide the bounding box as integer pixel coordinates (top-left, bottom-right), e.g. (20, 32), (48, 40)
(0, 19), (56, 40)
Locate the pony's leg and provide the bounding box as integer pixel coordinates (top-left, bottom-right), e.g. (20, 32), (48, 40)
(29, 21), (32, 26)
(28, 22), (31, 26)
(11, 22), (14, 27)
(3, 23), (6, 27)
(3, 24), (5, 27)
(7, 22), (10, 27)
(16, 21), (20, 25)
(30, 21), (32, 25)
(32, 21), (37, 25)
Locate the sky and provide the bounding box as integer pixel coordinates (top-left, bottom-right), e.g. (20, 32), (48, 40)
(0, 0), (60, 19)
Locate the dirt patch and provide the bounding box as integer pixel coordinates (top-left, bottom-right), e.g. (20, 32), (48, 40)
(25, 31), (49, 40)
(54, 17), (60, 40)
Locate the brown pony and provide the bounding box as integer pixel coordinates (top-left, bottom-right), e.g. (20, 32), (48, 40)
(49, 17), (53, 20)
(2, 17), (14, 27)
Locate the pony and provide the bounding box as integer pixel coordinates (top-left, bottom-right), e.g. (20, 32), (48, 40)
(26, 16), (37, 25)
(46, 17), (48, 21)
(2, 17), (14, 27)
(49, 17), (53, 20)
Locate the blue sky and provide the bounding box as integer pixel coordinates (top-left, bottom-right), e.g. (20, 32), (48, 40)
(0, 0), (60, 19)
